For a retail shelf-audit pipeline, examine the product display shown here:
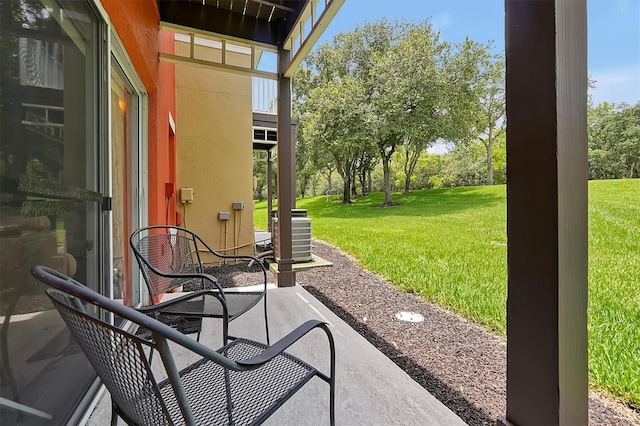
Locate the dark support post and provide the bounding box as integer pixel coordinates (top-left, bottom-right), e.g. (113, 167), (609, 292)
(291, 128), (297, 207)
(500, 1), (588, 425)
(267, 149), (273, 233)
(275, 46), (295, 287)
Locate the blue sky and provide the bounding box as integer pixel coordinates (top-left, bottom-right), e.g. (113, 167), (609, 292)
(312, 0), (640, 106)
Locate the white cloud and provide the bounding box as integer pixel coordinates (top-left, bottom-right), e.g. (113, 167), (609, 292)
(590, 64), (640, 105)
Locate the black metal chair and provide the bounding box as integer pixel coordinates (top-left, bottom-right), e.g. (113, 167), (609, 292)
(130, 225), (269, 345)
(31, 265), (336, 426)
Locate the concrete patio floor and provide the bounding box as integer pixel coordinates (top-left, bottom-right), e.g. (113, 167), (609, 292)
(87, 284), (465, 425)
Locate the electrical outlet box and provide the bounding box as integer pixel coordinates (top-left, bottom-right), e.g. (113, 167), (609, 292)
(218, 211), (231, 221)
(165, 182), (175, 198)
(180, 187), (194, 203)
(232, 201), (244, 210)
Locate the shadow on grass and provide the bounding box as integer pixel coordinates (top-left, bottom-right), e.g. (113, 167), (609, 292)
(293, 186), (506, 220)
(303, 284), (495, 426)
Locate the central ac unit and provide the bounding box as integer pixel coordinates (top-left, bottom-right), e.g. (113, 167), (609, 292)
(272, 217), (312, 263)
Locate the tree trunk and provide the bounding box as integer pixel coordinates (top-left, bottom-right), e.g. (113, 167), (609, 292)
(380, 137), (397, 205)
(299, 173), (308, 198)
(485, 128), (495, 185)
(486, 138), (494, 185)
(382, 155), (393, 204)
(351, 168), (357, 196)
(311, 174), (317, 197)
(359, 168), (367, 196)
(341, 178), (351, 204)
(367, 170), (372, 194)
(403, 149), (411, 194)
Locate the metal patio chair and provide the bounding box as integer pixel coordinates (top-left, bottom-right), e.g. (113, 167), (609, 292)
(130, 225), (269, 345)
(31, 265), (336, 426)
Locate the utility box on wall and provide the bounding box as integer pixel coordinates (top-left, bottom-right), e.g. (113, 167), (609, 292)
(272, 216), (312, 263)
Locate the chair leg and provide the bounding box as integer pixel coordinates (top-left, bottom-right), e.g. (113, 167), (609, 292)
(223, 315), (229, 346)
(223, 366), (234, 424)
(329, 379), (335, 426)
(263, 294), (270, 345)
(110, 402), (118, 426)
(325, 323), (336, 426)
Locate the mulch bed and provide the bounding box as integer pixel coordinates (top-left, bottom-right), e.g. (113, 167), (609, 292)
(294, 239), (640, 426)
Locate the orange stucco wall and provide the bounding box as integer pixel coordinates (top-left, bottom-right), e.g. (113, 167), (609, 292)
(101, 0), (176, 226)
(157, 31), (178, 226)
(102, 0), (159, 91)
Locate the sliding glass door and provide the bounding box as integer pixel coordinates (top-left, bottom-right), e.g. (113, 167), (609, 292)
(110, 51), (144, 308)
(0, 0), (106, 423)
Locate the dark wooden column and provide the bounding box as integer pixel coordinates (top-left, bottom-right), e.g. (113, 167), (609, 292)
(267, 149), (274, 233)
(275, 46), (295, 287)
(501, 0), (588, 425)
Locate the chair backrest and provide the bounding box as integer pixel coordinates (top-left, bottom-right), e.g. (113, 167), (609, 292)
(47, 289), (174, 424)
(31, 265), (233, 425)
(130, 226), (203, 298)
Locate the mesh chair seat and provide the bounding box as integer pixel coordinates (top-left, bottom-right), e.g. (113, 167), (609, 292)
(160, 291), (265, 321)
(159, 339), (317, 425)
(136, 291), (265, 339)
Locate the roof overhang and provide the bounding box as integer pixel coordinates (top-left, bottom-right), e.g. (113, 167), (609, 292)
(158, 0), (344, 78)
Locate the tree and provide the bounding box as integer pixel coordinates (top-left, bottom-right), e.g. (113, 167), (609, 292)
(472, 55), (505, 185)
(414, 151), (447, 188)
(374, 23), (456, 195)
(294, 19), (498, 201)
(352, 19), (471, 203)
(375, 26), (497, 196)
(296, 154), (314, 198)
(253, 154), (267, 200)
(588, 101), (640, 179)
(320, 162), (336, 192)
(301, 76), (370, 203)
(294, 26), (381, 204)
(355, 146), (377, 196)
(446, 39), (504, 185)
(295, 130), (314, 198)
(339, 19), (402, 205)
(442, 142), (486, 187)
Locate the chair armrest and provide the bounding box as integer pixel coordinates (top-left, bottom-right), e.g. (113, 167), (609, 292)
(194, 235), (268, 272)
(142, 270), (226, 297)
(136, 289), (225, 313)
(204, 253), (268, 288)
(236, 320), (333, 367)
(194, 236), (268, 292)
(141, 269), (218, 284)
(176, 321), (332, 373)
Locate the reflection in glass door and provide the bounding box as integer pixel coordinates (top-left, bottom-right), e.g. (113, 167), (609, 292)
(111, 61), (141, 307)
(0, 0), (106, 423)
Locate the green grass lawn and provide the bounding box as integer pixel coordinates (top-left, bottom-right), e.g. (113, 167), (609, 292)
(254, 179), (640, 406)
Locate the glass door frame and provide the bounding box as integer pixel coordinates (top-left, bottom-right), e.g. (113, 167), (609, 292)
(64, 1), (110, 424)
(75, 2), (148, 423)
(108, 30), (149, 308)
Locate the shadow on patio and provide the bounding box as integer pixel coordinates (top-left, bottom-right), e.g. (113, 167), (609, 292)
(87, 283), (465, 425)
